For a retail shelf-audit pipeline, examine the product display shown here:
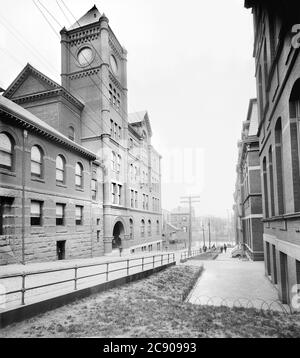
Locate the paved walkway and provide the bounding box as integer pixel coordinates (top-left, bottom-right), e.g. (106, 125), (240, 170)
(186, 250), (289, 312)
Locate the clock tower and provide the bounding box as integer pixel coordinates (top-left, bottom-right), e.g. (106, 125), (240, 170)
(60, 5), (128, 153)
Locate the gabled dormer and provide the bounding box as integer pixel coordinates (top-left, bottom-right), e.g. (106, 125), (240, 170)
(3, 63), (84, 143)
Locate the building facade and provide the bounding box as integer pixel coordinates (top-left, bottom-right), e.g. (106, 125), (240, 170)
(235, 99), (264, 261)
(0, 6), (162, 265)
(245, 0), (300, 306)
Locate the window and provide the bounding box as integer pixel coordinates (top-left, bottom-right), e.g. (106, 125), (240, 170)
(129, 219), (133, 240)
(269, 146), (275, 217)
(141, 219), (145, 237)
(148, 220), (151, 236)
(0, 133), (13, 170)
(75, 162), (83, 188)
(142, 194), (145, 210)
(263, 157), (269, 218)
(75, 205), (83, 225)
(31, 201), (42, 226)
(145, 195), (149, 210)
(111, 151), (116, 171)
(110, 119), (114, 137)
(111, 183), (116, 204)
(258, 66), (264, 122)
(117, 155), (121, 173)
(156, 220), (160, 235)
(111, 183), (122, 205)
(130, 190), (134, 208)
(275, 119), (284, 215)
(289, 79), (300, 212)
(117, 184), (122, 205)
(56, 204), (65, 226)
(118, 126), (121, 139)
(68, 126), (75, 141)
(91, 179), (97, 200)
(135, 191), (138, 208)
(31, 145), (43, 178)
(0, 197), (12, 235)
(56, 155), (65, 183)
(114, 123), (117, 138)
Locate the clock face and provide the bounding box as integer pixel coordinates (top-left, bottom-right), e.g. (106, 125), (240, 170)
(77, 47), (93, 66)
(110, 55), (118, 75)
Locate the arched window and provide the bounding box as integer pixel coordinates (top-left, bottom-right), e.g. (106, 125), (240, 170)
(289, 79), (300, 212)
(117, 154), (121, 173)
(75, 162), (83, 188)
(0, 133), (13, 170)
(141, 219), (145, 237)
(68, 126), (75, 141)
(258, 66), (264, 122)
(263, 157), (269, 218)
(129, 218), (133, 240)
(31, 145), (43, 177)
(56, 155), (66, 183)
(275, 119), (284, 215)
(148, 220), (151, 236)
(156, 220), (160, 235)
(268, 146), (275, 217)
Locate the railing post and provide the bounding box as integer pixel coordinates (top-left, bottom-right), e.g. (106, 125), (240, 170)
(168, 253), (169, 264)
(74, 265), (78, 290)
(161, 254), (163, 266)
(106, 262), (109, 281)
(21, 273), (26, 306)
(173, 253), (175, 262)
(127, 259), (129, 276)
(153, 255), (155, 268)
(142, 257), (144, 271)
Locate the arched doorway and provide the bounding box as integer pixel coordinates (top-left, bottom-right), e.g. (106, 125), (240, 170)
(112, 221), (125, 249)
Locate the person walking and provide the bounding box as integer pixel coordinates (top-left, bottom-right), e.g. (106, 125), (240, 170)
(220, 246), (223, 254)
(224, 244), (227, 253)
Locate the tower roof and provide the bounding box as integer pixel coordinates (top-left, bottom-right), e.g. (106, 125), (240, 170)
(68, 5), (101, 31)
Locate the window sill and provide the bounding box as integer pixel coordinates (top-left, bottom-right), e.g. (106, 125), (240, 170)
(56, 227), (67, 233)
(0, 169), (16, 177)
(31, 177), (45, 183)
(76, 187), (84, 192)
(56, 182), (67, 188)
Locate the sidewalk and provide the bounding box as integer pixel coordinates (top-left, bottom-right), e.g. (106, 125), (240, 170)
(0, 249), (181, 312)
(186, 250), (287, 311)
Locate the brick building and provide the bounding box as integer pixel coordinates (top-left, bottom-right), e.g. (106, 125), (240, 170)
(0, 5), (162, 264)
(235, 99), (264, 260)
(245, 0), (300, 306)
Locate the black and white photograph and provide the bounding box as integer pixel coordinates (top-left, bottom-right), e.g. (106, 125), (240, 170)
(0, 0), (300, 343)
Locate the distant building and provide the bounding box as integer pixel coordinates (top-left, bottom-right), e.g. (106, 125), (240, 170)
(0, 6), (162, 265)
(245, 0), (300, 307)
(235, 99), (264, 261)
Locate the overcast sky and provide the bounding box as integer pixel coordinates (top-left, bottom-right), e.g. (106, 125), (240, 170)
(0, 0), (256, 218)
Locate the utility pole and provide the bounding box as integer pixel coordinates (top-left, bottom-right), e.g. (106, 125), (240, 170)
(180, 195), (200, 256)
(208, 220), (211, 249)
(202, 224), (206, 248)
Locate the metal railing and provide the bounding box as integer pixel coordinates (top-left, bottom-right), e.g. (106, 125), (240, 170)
(0, 253), (175, 308)
(180, 249), (203, 261)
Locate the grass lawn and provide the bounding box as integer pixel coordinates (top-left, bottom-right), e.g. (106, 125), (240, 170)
(0, 265), (300, 338)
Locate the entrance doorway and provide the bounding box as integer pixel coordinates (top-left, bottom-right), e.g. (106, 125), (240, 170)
(112, 221), (125, 249)
(57, 241), (66, 260)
